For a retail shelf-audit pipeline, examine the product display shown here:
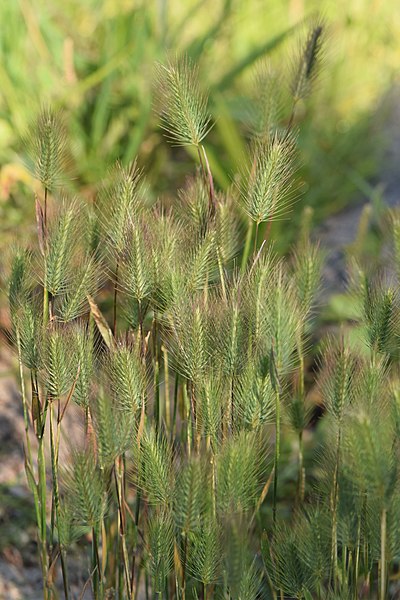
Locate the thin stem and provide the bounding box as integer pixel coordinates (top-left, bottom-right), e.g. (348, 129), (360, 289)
(43, 187), (49, 328)
(354, 513), (361, 599)
(163, 346), (171, 430)
(153, 311), (160, 433)
(198, 144), (216, 216)
(240, 219), (253, 273)
(60, 548), (71, 600)
(297, 342), (305, 502)
(16, 329), (34, 471)
(114, 458), (131, 595)
(113, 258), (120, 337)
(92, 526), (102, 600)
(380, 507), (387, 600)
(254, 220), (260, 255)
(130, 490), (142, 600)
(298, 430), (305, 502)
(38, 436), (49, 599)
(171, 373), (179, 443)
(44, 186), (48, 231)
(331, 427), (342, 592)
(273, 386), (280, 526)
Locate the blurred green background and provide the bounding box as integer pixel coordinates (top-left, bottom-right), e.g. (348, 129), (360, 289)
(0, 0), (399, 250)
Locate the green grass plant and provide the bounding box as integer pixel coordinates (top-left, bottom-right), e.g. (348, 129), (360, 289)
(5, 25), (400, 599)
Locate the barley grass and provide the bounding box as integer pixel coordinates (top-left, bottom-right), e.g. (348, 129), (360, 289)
(6, 25), (400, 600)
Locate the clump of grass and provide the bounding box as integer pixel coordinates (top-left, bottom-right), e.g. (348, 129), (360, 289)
(6, 23), (400, 600)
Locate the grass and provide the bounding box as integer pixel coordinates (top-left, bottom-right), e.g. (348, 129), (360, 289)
(4, 28), (400, 599)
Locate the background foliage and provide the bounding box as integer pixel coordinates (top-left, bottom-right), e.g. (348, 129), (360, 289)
(0, 0), (399, 249)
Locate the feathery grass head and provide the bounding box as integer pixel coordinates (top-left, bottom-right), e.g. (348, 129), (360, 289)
(69, 324), (95, 408)
(318, 337), (358, 422)
(99, 159), (144, 257)
(106, 341), (146, 413)
(62, 451), (107, 527)
(360, 272), (400, 357)
(343, 406), (398, 503)
(216, 431), (267, 513)
(8, 247), (32, 321)
(224, 522), (261, 600)
(58, 253), (101, 322)
(234, 362), (275, 430)
(17, 300), (43, 371)
(42, 325), (76, 398)
(43, 198), (81, 298)
(177, 176), (211, 238)
(120, 217), (153, 304)
(196, 372), (224, 442)
(174, 457), (211, 533)
(264, 521), (314, 598)
(290, 21), (324, 103)
(27, 106), (68, 191)
(262, 262), (302, 376)
(240, 133), (297, 224)
(91, 389), (135, 468)
(187, 516), (222, 585)
(156, 55), (212, 147)
(292, 241), (322, 318)
(147, 509), (174, 593)
(164, 294), (211, 384)
(135, 428), (174, 506)
(248, 64), (283, 142)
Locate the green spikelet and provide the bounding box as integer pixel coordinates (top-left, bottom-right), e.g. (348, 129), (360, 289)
(249, 65), (283, 142)
(107, 342), (146, 413)
(43, 326), (75, 398)
(216, 431), (266, 513)
(29, 107), (68, 191)
(319, 339), (357, 423)
(136, 428), (174, 505)
(58, 255), (100, 322)
(18, 301), (43, 371)
(147, 509), (174, 593)
(70, 325), (95, 409)
(241, 134), (297, 225)
(234, 363), (275, 430)
(292, 241), (322, 318)
(214, 287), (247, 377)
(91, 390), (134, 468)
(196, 372), (224, 442)
(45, 200), (78, 297)
(361, 275), (399, 357)
(264, 520), (314, 598)
(215, 193), (242, 266)
(121, 220), (153, 303)
(177, 176), (210, 237)
(63, 451), (107, 527)
(224, 520), (260, 600)
(100, 160), (143, 257)
(188, 516), (221, 586)
(149, 210), (179, 310)
(166, 295), (211, 384)
(57, 501), (88, 548)
(156, 56), (212, 147)
(263, 263), (301, 376)
(343, 407), (397, 502)
(174, 458), (209, 534)
(8, 248), (32, 321)
(291, 23), (324, 103)
(185, 229), (217, 293)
